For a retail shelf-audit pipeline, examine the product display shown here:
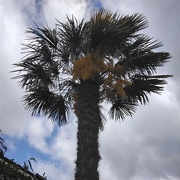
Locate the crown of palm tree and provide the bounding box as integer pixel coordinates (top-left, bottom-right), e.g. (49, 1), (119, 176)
(13, 9), (171, 125)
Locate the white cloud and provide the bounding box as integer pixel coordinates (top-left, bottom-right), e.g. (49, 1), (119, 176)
(23, 114), (77, 179)
(26, 116), (77, 180)
(33, 159), (73, 180)
(50, 118), (76, 164)
(43, 0), (88, 26)
(100, 90), (180, 179)
(26, 117), (55, 154)
(0, 0), (29, 137)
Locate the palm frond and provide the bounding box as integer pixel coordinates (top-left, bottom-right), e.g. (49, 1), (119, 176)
(57, 16), (89, 59)
(23, 87), (53, 115)
(129, 52), (170, 75)
(13, 24), (73, 125)
(89, 10), (148, 55)
(13, 61), (55, 90)
(109, 98), (137, 120)
(122, 35), (163, 56)
(122, 13), (148, 34)
(124, 75), (172, 104)
(47, 94), (69, 125)
(26, 24), (59, 49)
(23, 87), (69, 125)
(118, 35), (171, 75)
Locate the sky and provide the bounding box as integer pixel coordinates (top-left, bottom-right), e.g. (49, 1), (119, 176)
(0, 0), (180, 180)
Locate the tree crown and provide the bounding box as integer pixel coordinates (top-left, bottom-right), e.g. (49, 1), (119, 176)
(13, 9), (171, 124)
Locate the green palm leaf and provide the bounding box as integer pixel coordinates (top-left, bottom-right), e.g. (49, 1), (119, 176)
(90, 10), (148, 55)
(118, 35), (171, 75)
(57, 17), (89, 59)
(124, 75), (172, 104)
(109, 98), (137, 120)
(23, 87), (68, 125)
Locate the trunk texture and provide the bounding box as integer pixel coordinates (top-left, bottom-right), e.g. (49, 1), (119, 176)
(74, 79), (101, 180)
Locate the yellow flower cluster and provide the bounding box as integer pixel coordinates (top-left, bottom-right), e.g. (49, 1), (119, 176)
(102, 61), (130, 98)
(72, 53), (107, 80)
(111, 79), (127, 97)
(72, 53), (131, 99)
(103, 73), (130, 98)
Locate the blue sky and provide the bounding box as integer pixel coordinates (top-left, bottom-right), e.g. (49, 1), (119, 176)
(0, 0), (180, 180)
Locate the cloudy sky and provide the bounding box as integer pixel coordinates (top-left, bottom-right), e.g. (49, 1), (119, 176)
(0, 0), (180, 180)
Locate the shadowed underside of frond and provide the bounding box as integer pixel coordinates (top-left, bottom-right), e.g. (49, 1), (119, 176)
(109, 98), (137, 120)
(23, 87), (69, 125)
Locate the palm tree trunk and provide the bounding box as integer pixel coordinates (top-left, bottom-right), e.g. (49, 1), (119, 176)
(74, 79), (101, 180)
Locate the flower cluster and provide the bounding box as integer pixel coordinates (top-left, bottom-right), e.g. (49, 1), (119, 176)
(102, 72), (131, 101)
(72, 53), (107, 80)
(72, 54), (131, 99)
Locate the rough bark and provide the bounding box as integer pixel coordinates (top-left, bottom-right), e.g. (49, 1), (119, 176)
(74, 79), (101, 180)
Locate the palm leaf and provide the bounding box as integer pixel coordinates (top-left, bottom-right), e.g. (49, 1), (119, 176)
(118, 35), (171, 75)
(109, 98), (137, 120)
(28, 158), (36, 172)
(26, 24), (59, 49)
(47, 94), (69, 125)
(89, 10), (148, 55)
(124, 75), (172, 104)
(57, 16), (89, 59)
(23, 86), (69, 125)
(109, 74), (172, 120)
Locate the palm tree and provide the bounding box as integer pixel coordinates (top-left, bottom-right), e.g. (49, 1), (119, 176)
(13, 10), (171, 180)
